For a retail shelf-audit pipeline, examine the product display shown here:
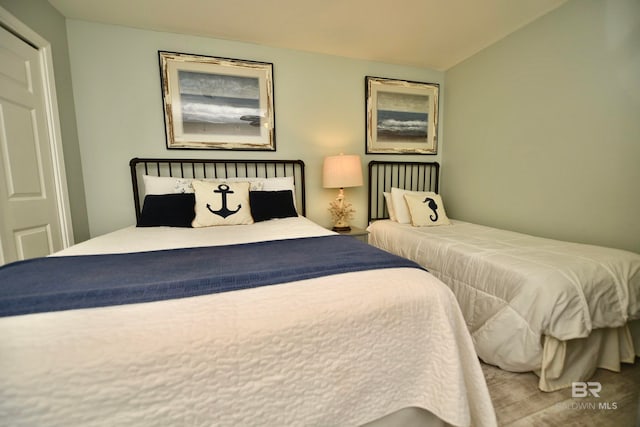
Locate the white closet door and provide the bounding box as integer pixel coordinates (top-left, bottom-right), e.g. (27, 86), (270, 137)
(0, 25), (64, 265)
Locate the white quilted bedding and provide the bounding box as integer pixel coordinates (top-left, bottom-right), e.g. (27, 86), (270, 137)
(367, 219), (640, 372)
(0, 217), (496, 427)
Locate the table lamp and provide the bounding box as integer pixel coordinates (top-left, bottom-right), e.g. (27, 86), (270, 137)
(322, 154), (363, 231)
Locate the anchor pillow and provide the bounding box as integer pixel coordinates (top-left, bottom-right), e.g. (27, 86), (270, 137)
(403, 193), (451, 227)
(191, 180), (254, 227)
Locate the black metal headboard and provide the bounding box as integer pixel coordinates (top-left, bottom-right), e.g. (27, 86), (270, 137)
(130, 157), (306, 221)
(368, 160), (440, 222)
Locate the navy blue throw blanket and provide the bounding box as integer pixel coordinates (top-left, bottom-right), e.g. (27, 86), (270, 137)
(0, 235), (422, 317)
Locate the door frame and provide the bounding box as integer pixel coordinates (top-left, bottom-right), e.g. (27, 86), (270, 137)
(0, 6), (74, 261)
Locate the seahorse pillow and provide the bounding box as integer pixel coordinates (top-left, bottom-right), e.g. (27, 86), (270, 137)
(403, 193), (451, 227)
(390, 187), (437, 224)
(191, 180), (254, 227)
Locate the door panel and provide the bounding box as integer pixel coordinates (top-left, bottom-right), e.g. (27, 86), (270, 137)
(0, 25), (63, 265)
(2, 101), (43, 195)
(14, 225), (52, 260)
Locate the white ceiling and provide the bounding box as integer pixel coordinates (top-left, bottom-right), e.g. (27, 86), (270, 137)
(47, 0), (567, 70)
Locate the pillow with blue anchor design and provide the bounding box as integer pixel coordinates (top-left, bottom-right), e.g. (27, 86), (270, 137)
(192, 180), (254, 227)
(403, 193), (451, 227)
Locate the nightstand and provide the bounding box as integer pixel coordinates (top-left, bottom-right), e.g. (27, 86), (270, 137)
(334, 226), (369, 244)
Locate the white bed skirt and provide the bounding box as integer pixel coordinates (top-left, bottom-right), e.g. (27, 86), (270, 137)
(535, 320), (640, 391)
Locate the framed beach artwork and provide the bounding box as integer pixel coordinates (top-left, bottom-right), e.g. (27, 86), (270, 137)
(159, 51), (275, 150)
(365, 76), (439, 154)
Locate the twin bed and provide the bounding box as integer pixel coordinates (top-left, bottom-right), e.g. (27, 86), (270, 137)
(367, 160), (640, 392)
(0, 158), (496, 427)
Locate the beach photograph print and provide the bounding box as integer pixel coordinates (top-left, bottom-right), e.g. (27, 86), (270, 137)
(160, 51), (275, 150)
(179, 71), (261, 137)
(376, 91), (429, 143)
(366, 76), (439, 154)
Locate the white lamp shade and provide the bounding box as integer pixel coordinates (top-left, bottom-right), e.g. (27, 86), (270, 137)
(323, 154), (363, 188)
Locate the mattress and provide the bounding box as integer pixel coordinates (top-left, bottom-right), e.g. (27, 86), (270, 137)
(0, 217), (496, 426)
(367, 219), (640, 380)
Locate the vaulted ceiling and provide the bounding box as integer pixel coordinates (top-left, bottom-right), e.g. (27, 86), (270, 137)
(47, 0), (567, 70)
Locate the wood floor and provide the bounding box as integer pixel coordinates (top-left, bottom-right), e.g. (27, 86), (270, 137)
(482, 359), (640, 426)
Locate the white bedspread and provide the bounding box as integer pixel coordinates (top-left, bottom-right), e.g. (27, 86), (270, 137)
(53, 215), (337, 255)
(0, 217), (496, 427)
(368, 219), (640, 372)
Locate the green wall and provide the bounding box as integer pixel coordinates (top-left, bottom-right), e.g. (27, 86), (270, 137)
(0, 0), (90, 243)
(65, 20), (444, 237)
(8, 0), (636, 254)
(443, 0), (640, 253)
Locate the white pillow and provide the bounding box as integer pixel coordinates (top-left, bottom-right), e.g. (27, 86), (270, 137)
(191, 180), (254, 227)
(256, 176), (294, 192)
(390, 187), (436, 224)
(383, 192), (398, 222)
(403, 193), (451, 227)
(206, 177), (263, 191)
(142, 175), (295, 209)
(143, 175), (193, 196)
(142, 175), (273, 197)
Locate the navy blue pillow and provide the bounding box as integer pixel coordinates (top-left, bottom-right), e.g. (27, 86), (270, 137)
(137, 193), (195, 227)
(249, 190), (297, 222)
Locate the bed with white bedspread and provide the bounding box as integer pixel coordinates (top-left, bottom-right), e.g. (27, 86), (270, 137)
(0, 158), (496, 427)
(367, 160), (640, 392)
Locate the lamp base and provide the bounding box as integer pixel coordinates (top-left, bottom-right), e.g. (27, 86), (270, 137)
(332, 225), (352, 232)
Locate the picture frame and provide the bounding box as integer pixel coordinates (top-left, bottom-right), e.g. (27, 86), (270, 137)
(159, 51), (276, 151)
(365, 76), (439, 154)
